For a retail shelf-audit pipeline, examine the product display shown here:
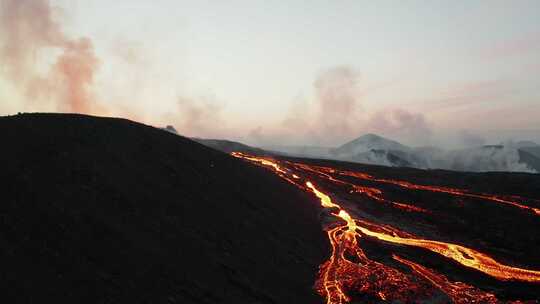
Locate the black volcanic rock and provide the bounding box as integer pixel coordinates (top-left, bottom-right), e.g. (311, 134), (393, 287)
(0, 113), (328, 303)
(162, 125), (178, 134)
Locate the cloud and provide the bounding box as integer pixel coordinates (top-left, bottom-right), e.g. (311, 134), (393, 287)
(482, 32), (540, 59)
(0, 0), (102, 114)
(279, 66), (364, 145)
(163, 95), (225, 138)
(313, 65), (362, 138)
(458, 130), (486, 147)
(110, 39), (145, 65)
(52, 38), (99, 113)
(274, 65), (433, 146)
(365, 109), (432, 144)
(432, 146), (536, 173)
(247, 126), (264, 143)
(419, 79), (515, 112)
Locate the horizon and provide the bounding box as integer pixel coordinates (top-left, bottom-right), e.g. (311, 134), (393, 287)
(1, 0), (540, 148)
(2, 3), (540, 301)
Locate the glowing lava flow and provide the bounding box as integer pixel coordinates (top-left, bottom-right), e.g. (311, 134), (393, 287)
(307, 182), (340, 209)
(392, 255), (501, 303)
(355, 223), (540, 282)
(333, 167), (540, 216)
(304, 168), (540, 283)
(231, 152), (540, 303)
(294, 163), (429, 214)
(231, 152), (287, 174)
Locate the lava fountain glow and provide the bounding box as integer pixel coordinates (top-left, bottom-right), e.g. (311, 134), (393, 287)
(231, 152), (540, 303)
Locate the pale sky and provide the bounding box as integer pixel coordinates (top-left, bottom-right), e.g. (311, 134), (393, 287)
(1, 0), (539, 147)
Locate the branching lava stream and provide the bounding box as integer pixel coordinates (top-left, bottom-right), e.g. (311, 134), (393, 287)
(231, 152), (540, 303)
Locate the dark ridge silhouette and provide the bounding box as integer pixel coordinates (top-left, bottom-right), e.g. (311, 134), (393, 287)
(192, 138), (265, 154)
(0, 113), (328, 303)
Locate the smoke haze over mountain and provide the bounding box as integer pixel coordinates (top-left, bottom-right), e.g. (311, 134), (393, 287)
(259, 133), (539, 173)
(1, 0), (539, 151)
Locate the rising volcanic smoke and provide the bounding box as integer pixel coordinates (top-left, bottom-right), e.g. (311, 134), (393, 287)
(279, 66), (431, 147)
(314, 66), (362, 139)
(0, 0), (101, 114)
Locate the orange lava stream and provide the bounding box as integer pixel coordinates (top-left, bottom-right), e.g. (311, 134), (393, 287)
(291, 162), (430, 214)
(307, 181), (341, 209)
(231, 152), (287, 174)
(337, 168), (540, 216)
(355, 223), (540, 282)
(392, 254), (501, 303)
(231, 152), (540, 303)
(291, 161), (540, 215)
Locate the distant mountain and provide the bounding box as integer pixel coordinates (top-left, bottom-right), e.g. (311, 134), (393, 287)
(520, 146), (540, 158)
(268, 133), (539, 173)
(332, 133), (411, 156)
(518, 148), (540, 172)
(330, 134), (414, 167)
(161, 128), (539, 174)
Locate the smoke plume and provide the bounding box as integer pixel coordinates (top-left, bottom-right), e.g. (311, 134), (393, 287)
(458, 130), (486, 147)
(314, 66), (362, 137)
(366, 109), (432, 144)
(280, 66), (363, 145)
(0, 0), (101, 114)
(163, 95), (225, 139)
(277, 65), (432, 146)
(420, 146), (536, 173)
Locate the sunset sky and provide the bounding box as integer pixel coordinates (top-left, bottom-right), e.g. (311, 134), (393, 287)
(1, 0), (539, 147)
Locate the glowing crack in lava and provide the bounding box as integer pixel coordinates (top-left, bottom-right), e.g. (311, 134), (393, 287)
(231, 152), (540, 303)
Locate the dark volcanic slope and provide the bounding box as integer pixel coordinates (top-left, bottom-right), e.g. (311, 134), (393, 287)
(0, 113), (328, 303)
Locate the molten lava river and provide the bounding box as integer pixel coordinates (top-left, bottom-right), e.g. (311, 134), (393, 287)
(231, 152), (540, 303)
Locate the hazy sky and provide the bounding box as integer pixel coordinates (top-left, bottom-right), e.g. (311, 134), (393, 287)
(1, 0), (539, 147)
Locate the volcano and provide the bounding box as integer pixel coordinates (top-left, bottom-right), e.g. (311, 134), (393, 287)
(2, 113), (540, 303)
(333, 133), (411, 156)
